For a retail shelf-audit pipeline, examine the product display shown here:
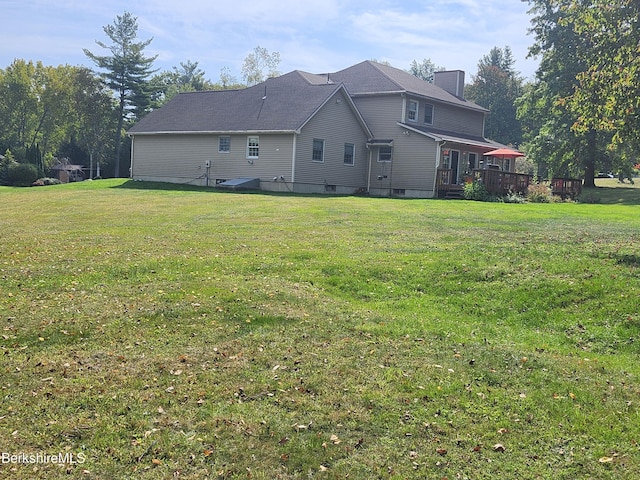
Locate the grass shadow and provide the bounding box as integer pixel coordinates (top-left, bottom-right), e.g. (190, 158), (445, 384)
(112, 179), (218, 193)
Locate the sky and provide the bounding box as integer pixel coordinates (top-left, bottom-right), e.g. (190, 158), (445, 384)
(0, 0), (540, 84)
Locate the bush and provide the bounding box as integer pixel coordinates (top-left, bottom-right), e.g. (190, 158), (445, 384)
(526, 183), (553, 203)
(7, 163), (40, 186)
(503, 191), (526, 203)
(463, 180), (492, 201)
(32, 177), (62, 186)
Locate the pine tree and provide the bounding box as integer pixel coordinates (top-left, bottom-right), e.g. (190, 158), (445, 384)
(84, 11), (157, 177)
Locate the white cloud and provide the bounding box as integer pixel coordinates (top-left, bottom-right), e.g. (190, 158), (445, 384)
(0, 0), (538, 82)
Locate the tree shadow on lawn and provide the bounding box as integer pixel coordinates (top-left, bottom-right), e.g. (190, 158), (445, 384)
(587, 179), (640, 205)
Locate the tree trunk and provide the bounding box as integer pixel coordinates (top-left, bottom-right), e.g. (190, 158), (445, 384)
(583, 129), (597, 188)
(113, 91), (126, 178)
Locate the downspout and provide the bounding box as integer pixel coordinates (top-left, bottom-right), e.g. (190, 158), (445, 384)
(367, 145), (372, 194)
(291, 133), (297, 183)
(129, 135), (135, 179)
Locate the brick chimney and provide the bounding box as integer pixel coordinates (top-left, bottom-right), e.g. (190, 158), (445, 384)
(434, 70), (465, 99)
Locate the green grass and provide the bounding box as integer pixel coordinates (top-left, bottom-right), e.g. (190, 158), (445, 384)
(1, 179), (639, 479)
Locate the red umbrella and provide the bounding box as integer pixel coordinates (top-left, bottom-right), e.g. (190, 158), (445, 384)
(483, 148), (524, 158)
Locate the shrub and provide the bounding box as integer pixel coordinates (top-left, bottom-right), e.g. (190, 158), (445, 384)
(7, 163), (40, 186)
(503, 191), (526, 203)
(526, 183), (553, 203)
(32, 177), (62, 186)
(463, 180), (491, 201)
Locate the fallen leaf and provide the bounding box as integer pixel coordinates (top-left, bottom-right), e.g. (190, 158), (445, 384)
(151, 458), (162, 465)
(493, 444), (505, 452)
(599, 457), (614, 463)
(319, 465), (328, 471)
(436, 448), (447, 455)
(330, 434), (341, 444)
(203, 450), (213, 457)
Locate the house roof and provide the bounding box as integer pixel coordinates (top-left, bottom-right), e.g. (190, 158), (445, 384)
(330, 61), (488, 113)
(128, 71), (369, 135)
(400, 123), (504, 150)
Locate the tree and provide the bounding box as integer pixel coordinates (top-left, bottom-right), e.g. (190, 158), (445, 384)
(520, 0), (605, 186)
(218, 66), (241, 90)
(71, 67), (117, 179)
(241, 46), (281, 86)
(408, 58), (444, 83)
(0, 60), (84, 169)
(561, 1), (640, 155)
(466, 46), (523, 146)
(149, 60), (216, 107)
(84, 11), (157, 177)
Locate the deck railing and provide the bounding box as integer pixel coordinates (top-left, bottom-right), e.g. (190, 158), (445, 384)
(436, 168), (583, 198)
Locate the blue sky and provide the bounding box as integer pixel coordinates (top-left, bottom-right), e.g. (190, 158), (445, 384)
(1, 0), (539, 83)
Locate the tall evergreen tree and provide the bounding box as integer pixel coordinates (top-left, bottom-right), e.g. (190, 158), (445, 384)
(84, 11), (157, 177)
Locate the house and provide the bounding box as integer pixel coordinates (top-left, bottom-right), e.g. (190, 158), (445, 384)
(128, 61), (510, 198)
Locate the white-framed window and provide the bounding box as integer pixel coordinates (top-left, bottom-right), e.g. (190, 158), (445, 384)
(378, 146), (392, 162)
(246, 136), (259, 158)
(312, 138), (325, 162)
(219, 136), (230, 153)
(343, 143), (355, 166)
(424, 103), (434, 124)
(408, 100), (418, 122)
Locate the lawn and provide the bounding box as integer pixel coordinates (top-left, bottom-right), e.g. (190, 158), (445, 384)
(1, 179), (638, 479)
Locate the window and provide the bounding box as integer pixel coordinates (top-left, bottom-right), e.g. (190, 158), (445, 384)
(378, 146), (392, 162)
(408, 100), (418, 122)
(424, 103), (434, 124)
(343, 143), (355, 165)
(219, 136), (230, 153)
(312, 139), (325, 162)
(247, 136), (259, 158)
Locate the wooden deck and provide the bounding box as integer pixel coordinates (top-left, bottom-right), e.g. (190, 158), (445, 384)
(436, 169), (582, 198)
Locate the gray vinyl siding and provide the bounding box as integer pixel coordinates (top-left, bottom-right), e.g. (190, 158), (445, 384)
(432, 102), (485, 137)
(132, 134), (214, 183)
(405, 95), (485, 137)
(294, 90), (369, 187)
(352, 95), (403, 136)
(210, 134), (294, 181)
(132, 133), (294, 184)
(390, 134), (438, 191)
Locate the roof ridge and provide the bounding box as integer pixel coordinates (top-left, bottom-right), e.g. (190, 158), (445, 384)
(365, 60), (406, 92)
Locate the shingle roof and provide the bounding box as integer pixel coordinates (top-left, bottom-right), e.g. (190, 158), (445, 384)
(128, 71), (344, 134)
(330, 61), (488, 113)
(401, 123), (503, 149)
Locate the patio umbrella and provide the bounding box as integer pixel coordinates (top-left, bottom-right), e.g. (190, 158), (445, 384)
(483, 147), (524, 158)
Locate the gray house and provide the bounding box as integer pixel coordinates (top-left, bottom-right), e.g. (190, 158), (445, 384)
(128, 61), (506, 197)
